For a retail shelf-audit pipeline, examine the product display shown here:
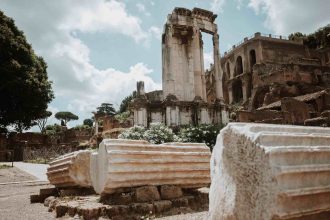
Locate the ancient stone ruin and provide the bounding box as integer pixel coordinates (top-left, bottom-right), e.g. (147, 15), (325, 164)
(131, 8), (229, 128)
(209, 123), (330, 220)
(43, 139), (211, 219)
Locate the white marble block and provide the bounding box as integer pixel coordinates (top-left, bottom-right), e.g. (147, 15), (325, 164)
(208, 123), (330, 220)
(47, 150), (92, 188)
(91, 139), (211, 195)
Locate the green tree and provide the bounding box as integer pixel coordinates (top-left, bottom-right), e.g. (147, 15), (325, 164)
(83, 118), (93, 127)
(119, 94), (134, 113)
(96, 103), (116, 116)
(35, 111), (52, 133)
(54, 112), (78, 126)
(0, 11), (54, 132)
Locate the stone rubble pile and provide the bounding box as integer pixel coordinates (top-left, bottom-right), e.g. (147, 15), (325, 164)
(209, 123), (330, 220)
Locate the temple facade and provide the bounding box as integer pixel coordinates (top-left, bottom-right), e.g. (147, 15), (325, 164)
(131, 8), (229, 127)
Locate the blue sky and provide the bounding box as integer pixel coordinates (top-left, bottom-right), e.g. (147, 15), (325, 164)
(0, 0), (329, 130)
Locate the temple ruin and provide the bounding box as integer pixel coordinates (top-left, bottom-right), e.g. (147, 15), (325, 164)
(131, 8), (229, 127)
(131, 7), (330, 128)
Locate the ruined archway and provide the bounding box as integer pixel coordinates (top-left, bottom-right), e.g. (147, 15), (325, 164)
(234, 56), (243, 76)
(232, 79), (243, 103)
(249, 50), (256, 72)
(226, 62), (231, 78)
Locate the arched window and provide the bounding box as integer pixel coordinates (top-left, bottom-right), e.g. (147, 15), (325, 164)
(232, 79), (243, 103)
(235, 56), (243, 76)
(249, 50), (256, 72)
(226, 62), (231, 78)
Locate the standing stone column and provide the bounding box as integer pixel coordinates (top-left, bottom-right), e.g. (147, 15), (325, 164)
(213, 33), (224, 101)
(192, 28), (205, 100)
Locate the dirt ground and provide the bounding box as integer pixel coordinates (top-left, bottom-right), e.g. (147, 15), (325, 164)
(0, 166), (208, 220)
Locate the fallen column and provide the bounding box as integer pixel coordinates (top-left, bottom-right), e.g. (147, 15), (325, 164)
(208, 123), (330, 220)
(47, 150), (92, 188)
(91, 139), (211, 194)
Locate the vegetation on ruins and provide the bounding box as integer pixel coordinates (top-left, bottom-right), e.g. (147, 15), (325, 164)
(83, 118), (93, 127)
(178, 124), (224, 150)
(119, 94), (135, 113)
(119, 123), (223, 149)
(35, 111), (52, 133)
(118, 125), (146, 140)
(114, 111), (131, 123)
(96, 103), (116, 116)
(289, 24), (330, 49)
(143, 123), (179, 144)
(54, 111), (79, 126)
(0, 11), (54, 132)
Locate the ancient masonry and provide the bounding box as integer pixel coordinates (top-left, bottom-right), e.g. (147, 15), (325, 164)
(47, 139), (211, 194)
(209, 123), (330, 220)
(131, 8), (229, 127)
(130, 7), (330, 128)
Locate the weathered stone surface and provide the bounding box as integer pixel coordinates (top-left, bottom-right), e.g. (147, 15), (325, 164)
(209, 123), (330, 220)
(44, 196), (56, 207)
(77, 203), (104, 220)
(91, 139), (211, 194)
(130, 202), (154, 214)
(55, 202), (68, 218)
(47, 150), (92, 188)
(135, 186), (160, 202)
(153, 200), (172, 213)
(171, 197), (189, 207)
(160, 185), (183, 199)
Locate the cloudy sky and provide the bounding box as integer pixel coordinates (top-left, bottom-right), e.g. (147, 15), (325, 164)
(0, 0), (329, 130)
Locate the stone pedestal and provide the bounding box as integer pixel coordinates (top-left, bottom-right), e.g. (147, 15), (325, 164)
(209, 123), (330, 220)
(91, 139), (211, 195)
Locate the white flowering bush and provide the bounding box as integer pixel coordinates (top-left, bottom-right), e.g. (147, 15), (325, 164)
(118, 125), (146, 140)
(178, 124), (223, 150)
(143, 123), (179, 144)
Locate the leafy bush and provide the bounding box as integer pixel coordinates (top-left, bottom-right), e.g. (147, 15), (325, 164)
(143, 123), (179, 144)
(118, 123), (223, 150)
(118, 125), (146, 140)
(115, 111), (131, 123)
(179, 124), (223, 150)
(73, 124), (91, 131)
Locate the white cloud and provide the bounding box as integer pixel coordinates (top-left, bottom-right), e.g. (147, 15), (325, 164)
(248, 0), (330, 35)
(210, 0), (226, 13)
(136, 2), (151, 17)
(148, 26), (162, 40)
(0, 0), (161, 128)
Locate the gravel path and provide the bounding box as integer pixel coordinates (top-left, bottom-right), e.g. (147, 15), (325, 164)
(0, 166), (54, 220)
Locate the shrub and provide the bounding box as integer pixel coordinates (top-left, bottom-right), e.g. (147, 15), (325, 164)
(118, 125), (146, 140)
(178, 124), (223, 150)
(143, 123), (179, 144)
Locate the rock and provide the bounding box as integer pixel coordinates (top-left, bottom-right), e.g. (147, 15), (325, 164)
(160, 185), (183, 199)
(130, 203), (154, 214)
(153, 200), (172, 213)
(44, 196), (55, 207)
(91, 139), (211, 194)
(171, 197), (189, 207)
(55, 202), (68, 218)
(67, 201), (79, 217)
(47, 150), (92, 188)
(135, 186), (160, 202)
(209, 123), (330, 220)
(48, 198), (59, 212)
(101, 192), (134, 205)
(77, 203), (104, 220)
(106, 205), (129, 218)
(30, 194), (41, 203)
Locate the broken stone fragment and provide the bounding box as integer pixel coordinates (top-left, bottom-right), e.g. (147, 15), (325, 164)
(47, 150), (92, 188)
(209, 123), (330, 220)
(160, 185), (183, 200)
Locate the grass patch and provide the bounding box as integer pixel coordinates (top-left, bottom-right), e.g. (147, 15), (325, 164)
(0, 164), (11, 169)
